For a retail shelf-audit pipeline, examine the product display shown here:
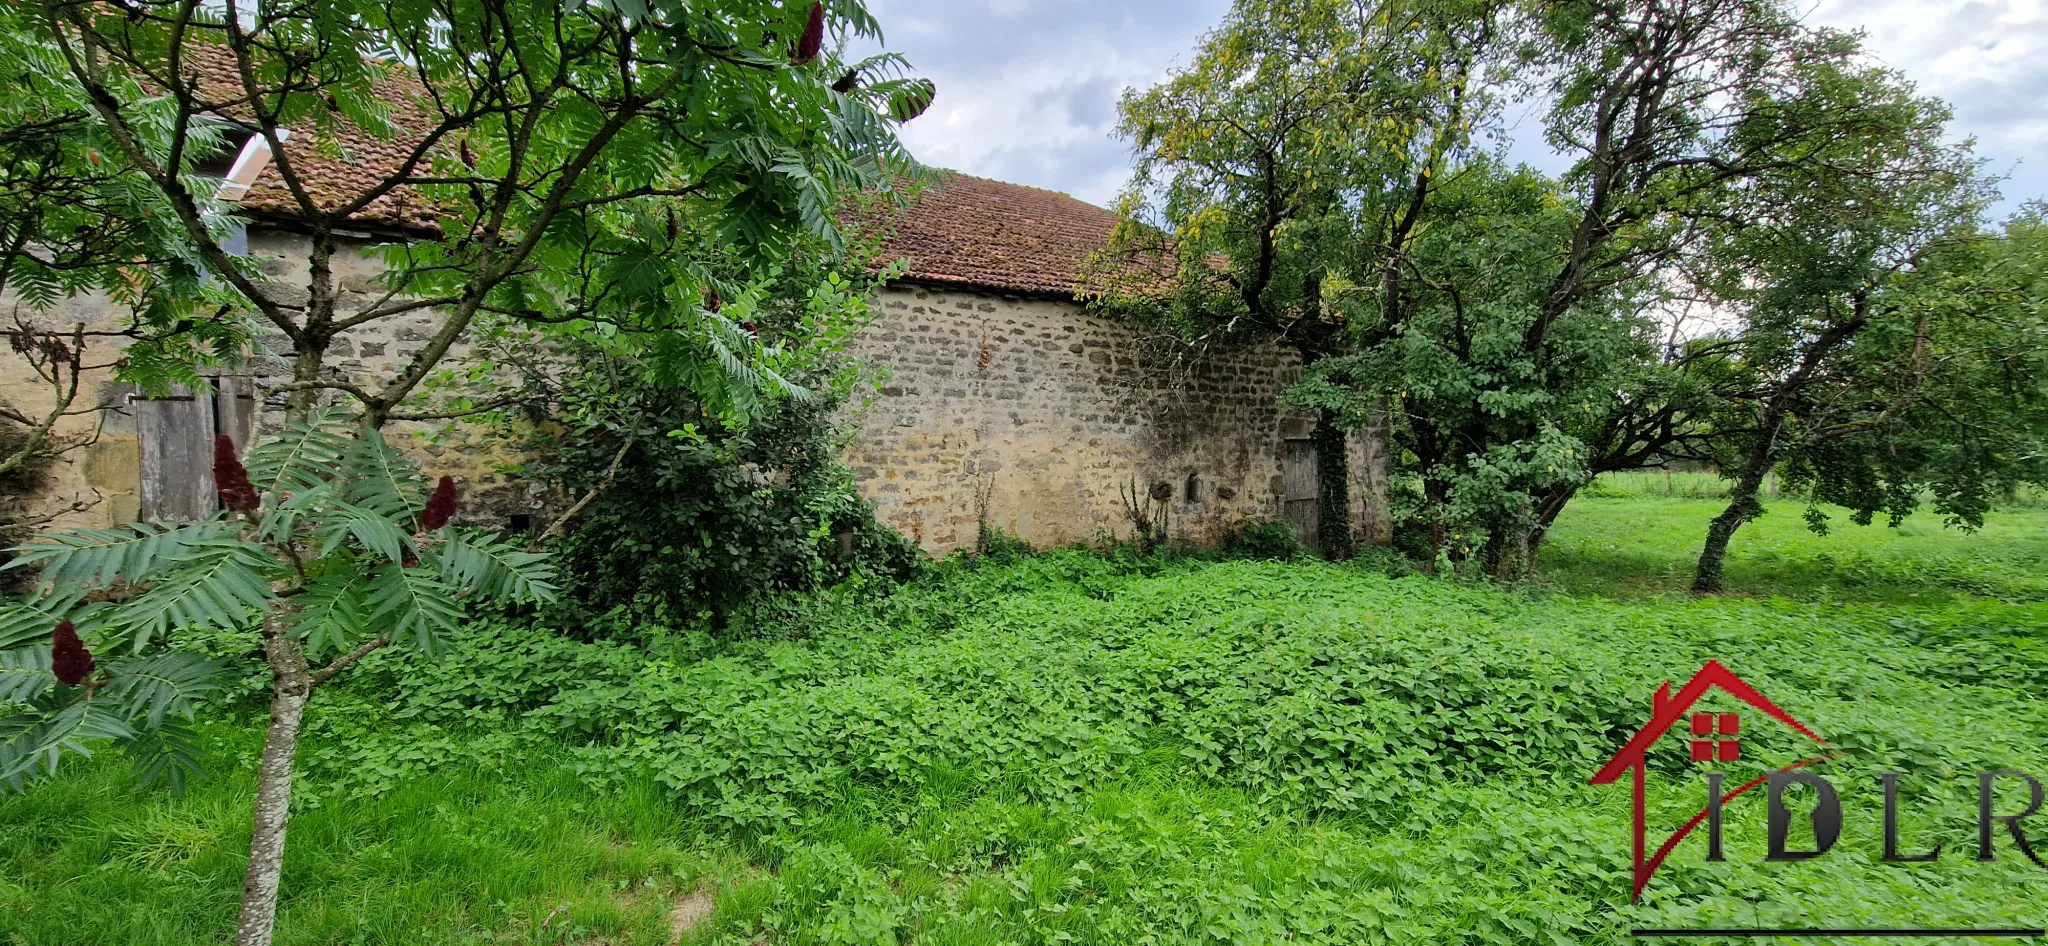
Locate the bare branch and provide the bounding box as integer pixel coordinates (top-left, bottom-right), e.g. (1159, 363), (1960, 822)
(309, 635), (389, 687)
(530, 433), (633, 548)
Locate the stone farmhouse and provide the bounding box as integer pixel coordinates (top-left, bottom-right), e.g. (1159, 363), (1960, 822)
(1, 82), (1388, 556)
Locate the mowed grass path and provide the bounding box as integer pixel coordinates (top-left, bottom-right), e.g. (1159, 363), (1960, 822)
(3, 499), (2046, 945)
(1545, 495), (2048, 602)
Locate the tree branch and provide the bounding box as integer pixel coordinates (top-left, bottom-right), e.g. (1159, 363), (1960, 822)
(309, 635), (388, 687)
(530, 433), (633, 548)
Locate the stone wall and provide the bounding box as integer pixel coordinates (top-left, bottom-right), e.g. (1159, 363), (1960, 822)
(5, 227), (1388, 555)
(233, 229), (548, 526)
(840, 283), (1389, 556)
(0, 275), (136, 533)
(0, 225), (550, 534)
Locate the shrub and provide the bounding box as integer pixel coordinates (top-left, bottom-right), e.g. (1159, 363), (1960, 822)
(0, 421), (61, 590)
(531, 378), (918, 634)
(1219, 516), (1305, 560)
(970, 522), (1035, 565)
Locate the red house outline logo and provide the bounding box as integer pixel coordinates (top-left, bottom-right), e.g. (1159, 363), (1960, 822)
(1589, 660), (1838, 901)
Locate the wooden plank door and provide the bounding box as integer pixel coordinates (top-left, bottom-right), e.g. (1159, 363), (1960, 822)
(1281, 438), (1319, 549)
(134, 377), (256, 522)
(135, 384), (218, 522)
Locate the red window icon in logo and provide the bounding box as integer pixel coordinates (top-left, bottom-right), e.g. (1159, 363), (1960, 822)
(1689, 712), (1739, 762)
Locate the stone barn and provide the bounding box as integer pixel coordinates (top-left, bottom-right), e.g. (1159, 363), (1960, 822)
(0, 119), (1386, 554)
(850, 173), (1388, 554)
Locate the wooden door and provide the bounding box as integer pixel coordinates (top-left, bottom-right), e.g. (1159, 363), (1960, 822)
(135, 384), (217, 522)
(214, 376), (257, 454)
(1282, 438), (1319, 549)
(134, 377), (258, 522)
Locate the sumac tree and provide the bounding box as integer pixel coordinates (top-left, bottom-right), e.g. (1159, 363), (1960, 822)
(0, 412), (554, 944)
(7, 2), (925, 941)
(36, 0), (924, 425)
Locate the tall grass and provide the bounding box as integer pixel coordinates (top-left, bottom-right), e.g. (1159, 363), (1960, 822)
(2003, 482), (2048, 508)
(1582, 470), (1756, 500)
(1542, 496), (2048, 601)
(0, 751), (718, 946)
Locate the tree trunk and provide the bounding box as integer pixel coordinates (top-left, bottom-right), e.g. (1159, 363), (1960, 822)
(1690, 469), (1768, 595)
(1312, 406), (1354, 561)
(1482, 517), (1532, 581)
(1522, 483), (1581, 575)
(1692, 433), (1780, 594)
(234, 260), (338, 945)
(1355, 401), (1392, 546)
(1691, 315), (1868, 593)
(1423, 476), (1449, 569)
(236, 605), (313, 946)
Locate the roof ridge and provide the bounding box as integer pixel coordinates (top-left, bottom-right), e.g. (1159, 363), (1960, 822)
(876, 166), (1168, 296)
(929, 169), (1103, 209)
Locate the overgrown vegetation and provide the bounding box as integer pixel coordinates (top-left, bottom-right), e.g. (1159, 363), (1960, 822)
(531, 380), (919, 634)
(1, 0), (2044, 941)
(0, 412), (558, 941)
(2, 0), (932, 938)
(5, 496), (2046, 944)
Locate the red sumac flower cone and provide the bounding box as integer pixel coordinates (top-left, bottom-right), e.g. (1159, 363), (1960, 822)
(792, 2), (824, 64)
(421, 475), (458, 530)
(51, 620), (94, 687)
(214, 434), (260, 510)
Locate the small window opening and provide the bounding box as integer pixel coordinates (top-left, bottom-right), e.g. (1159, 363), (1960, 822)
(508, 513), (533, 533)
(1184, 473), (1201, 503)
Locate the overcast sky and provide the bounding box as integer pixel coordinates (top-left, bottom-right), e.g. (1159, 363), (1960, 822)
(861, 0), (2046, 216)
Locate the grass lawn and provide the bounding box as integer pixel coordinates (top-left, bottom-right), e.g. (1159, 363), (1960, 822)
(3, 498), (2046, 945)
(1543, 495), (2048, 602)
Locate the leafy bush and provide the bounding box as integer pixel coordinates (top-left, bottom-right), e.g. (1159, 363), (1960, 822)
(969, 522), (1035, 565)
(531, 379), (919, 634)
(0, 422), (60, 590)
(1219, 516), (1305, 560)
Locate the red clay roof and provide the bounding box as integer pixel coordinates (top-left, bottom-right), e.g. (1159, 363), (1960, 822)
(188, 45), (441, 233)
(201, 53), (1149, 292)
(873, 172), (1166, 297)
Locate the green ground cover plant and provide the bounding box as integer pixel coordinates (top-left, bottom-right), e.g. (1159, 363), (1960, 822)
(4, 497), (2046, 945)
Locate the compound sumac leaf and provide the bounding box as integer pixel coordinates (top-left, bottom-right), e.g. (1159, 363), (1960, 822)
(891, 79), (936, 122)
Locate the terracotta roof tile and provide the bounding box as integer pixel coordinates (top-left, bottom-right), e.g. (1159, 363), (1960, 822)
(187, 45), (441, 233)
(201, 53), (1157, 291)
(874, 172), (1168, 297)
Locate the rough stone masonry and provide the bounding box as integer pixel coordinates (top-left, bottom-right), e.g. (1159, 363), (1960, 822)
(843, 283), (1388, 555)
(3, 173), (1391, 555)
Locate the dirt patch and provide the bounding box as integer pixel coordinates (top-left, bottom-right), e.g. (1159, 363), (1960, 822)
(668, 887), (716, 943)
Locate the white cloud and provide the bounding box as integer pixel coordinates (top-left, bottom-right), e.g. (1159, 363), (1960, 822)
(1808, 0), (2048, 209)
(859, 0), (1229, 206)
(862, 0), (2048, 213)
